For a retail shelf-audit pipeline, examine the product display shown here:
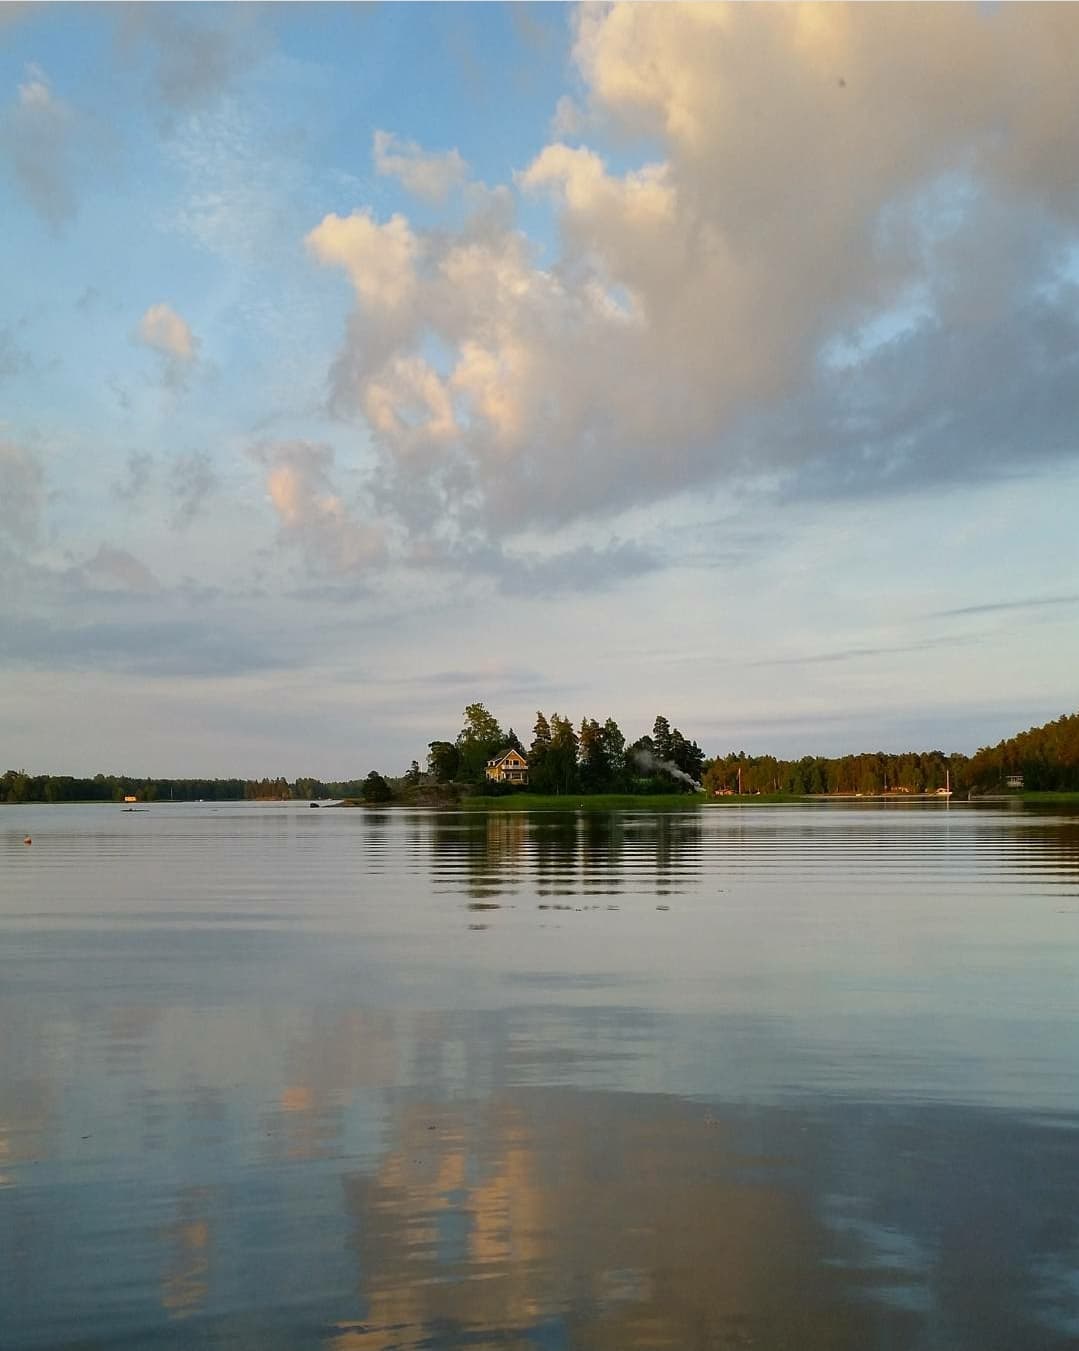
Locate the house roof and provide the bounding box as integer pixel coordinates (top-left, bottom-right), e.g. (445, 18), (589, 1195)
(487, 749), (528, 766)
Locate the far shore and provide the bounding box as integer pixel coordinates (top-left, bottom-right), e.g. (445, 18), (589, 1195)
(9, 790), (1079, 810)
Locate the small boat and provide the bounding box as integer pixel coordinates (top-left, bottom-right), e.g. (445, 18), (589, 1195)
(23, 836), (32, 845)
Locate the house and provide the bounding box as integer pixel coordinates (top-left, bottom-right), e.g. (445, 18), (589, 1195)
(1006, 773), (1024, 789)
(485, 749), (529, 785)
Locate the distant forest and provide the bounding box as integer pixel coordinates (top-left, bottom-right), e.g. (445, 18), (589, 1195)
(0, 772), (369, 805)
(3, 708), (1078, 804)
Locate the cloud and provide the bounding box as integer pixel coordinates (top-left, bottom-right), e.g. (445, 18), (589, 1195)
(77, 545), (161, 595)
(306, 210), (419, 314)
(453, 539), (658, 597)
(931, 594), (1079, 620)
(138, 302), (197, 362)
(746, 634), (980, 670)
(113, 450), (155, 504)
(1, 65), (76, 226)
(114, 5), (267, 114)
(0, 326), (32, 383)
(305, 2), (1079, 563)
(170, 450), (217, 528)
(0, 614), (298, 679)
(250, 440), (385, 574)
(137, 303), (199, 386)
(0, 440), (46, 546)
(373, 130), (468, 204)
(550, 95), (584, 139)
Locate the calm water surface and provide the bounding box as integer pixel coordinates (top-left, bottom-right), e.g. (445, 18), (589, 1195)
(2, 802), (1078, 1349)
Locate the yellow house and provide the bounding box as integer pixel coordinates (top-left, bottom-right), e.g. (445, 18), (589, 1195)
(485, 749), (529, 785)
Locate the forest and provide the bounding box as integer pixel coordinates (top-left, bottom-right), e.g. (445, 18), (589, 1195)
(3, 709), (1077, 804)
(964, 711), (1079, 791)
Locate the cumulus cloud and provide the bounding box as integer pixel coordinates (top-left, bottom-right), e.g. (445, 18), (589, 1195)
(373, 130), (468, 204)
(250, 440), (385, 573)
(1, 65), (76, 226)
(0, 440), (46, 546)
(306, 2), (1079, 563)
(306, 210), (419, 314)
(137, 302), (199, 385)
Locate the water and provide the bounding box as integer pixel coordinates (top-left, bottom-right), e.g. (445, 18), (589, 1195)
(2, 801), (1078, 1350)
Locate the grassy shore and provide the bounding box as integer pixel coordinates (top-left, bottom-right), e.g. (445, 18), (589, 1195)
(462, 792), (707, 811)
(1019, 790), (1079, 803)
(461, 791), (805, 811)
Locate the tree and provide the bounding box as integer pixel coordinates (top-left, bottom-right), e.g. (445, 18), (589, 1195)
(547, 714), (579, 795)
(1, 769), (30, 803)
(528, 712), (553, 790)
(362, 771), (392, 803)
(405, 760), (421, 786)
(578, 717), (610, 791)
(459, 702), (503, 745)
(669, 727), (705, 784)
(427, 741), (460, 783)
(601, 717), (626, 784)
(652, 715), (673, 762)
(532, 711), (551, 748)
(456, 702), (505, 781)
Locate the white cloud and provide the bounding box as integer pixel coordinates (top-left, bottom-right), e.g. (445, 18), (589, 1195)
(304, 0), (1079, 563)
(372, 129), (468, 204)
(250, 440), (385, 573)
(138, 303), (198, 362)
(136, 303), (200, 389)
(306, 210), (419, 315)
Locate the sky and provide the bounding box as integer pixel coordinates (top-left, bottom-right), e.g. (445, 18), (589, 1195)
(2, 1), (1078, 778)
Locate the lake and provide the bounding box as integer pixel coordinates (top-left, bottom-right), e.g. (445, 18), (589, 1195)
(2, 801), (1078, 1350)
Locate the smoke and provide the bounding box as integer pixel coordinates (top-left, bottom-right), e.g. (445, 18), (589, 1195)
(630, 747), (700, 791)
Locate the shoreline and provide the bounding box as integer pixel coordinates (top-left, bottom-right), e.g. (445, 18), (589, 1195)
(8, 790), (1079, 810)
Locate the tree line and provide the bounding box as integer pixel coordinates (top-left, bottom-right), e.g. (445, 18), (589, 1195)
(5, 709), (1077, 805)
(702, 750), (964, 796)
(0, 770), (372, 805)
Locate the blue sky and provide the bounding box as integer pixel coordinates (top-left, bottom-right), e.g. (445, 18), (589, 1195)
(2, 3), (1078, 777)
